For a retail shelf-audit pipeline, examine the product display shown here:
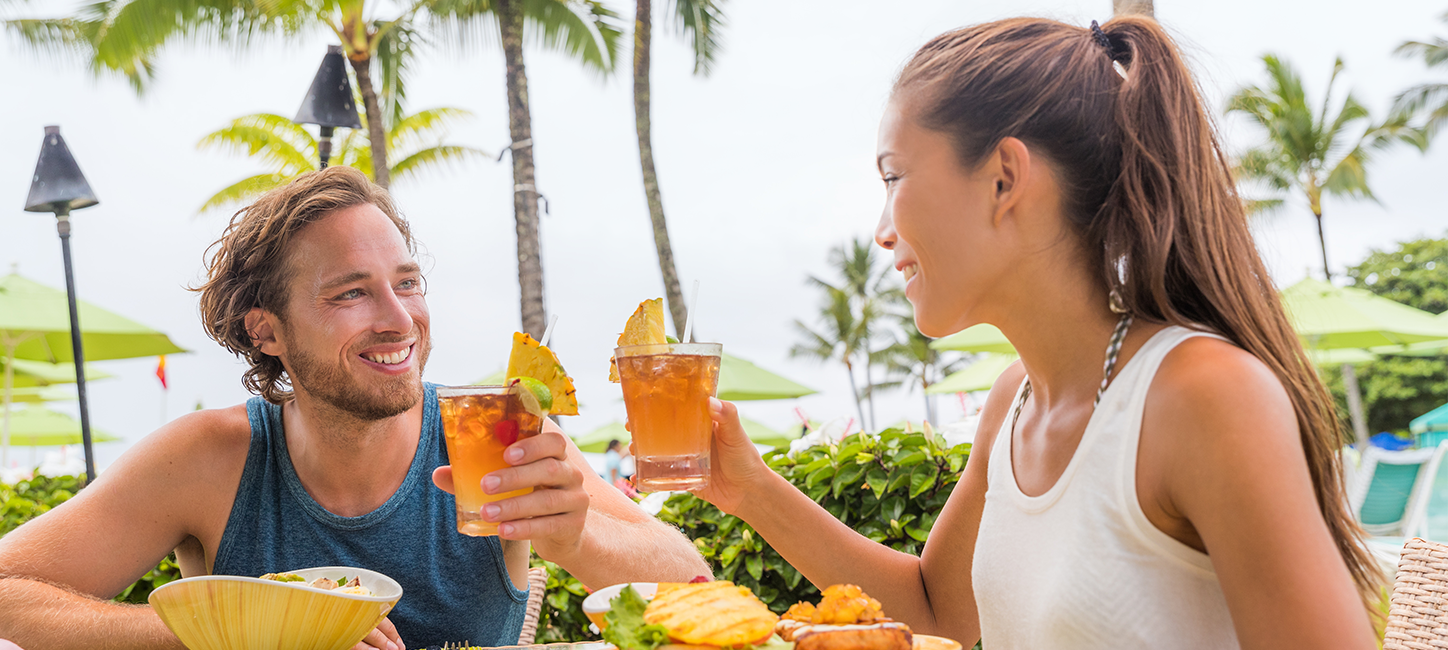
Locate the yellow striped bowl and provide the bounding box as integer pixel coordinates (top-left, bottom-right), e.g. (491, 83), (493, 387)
(149, 566), (402, 650)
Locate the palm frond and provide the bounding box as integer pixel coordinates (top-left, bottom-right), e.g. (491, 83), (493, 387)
(1243, 197), (1286, 216)
(1392, 82), (1448, 138)
(667, 0), (724, 76)
(197, 113), (317, 173)
(387, 106), (476, 151)
(1396, 37), (1448, 69)
(197, 172), (295, 214)
(373, 17), (424, 129)
(518, 0), (622, 74)
(390, 144), (490, 182)
(789, 319), (838, 364)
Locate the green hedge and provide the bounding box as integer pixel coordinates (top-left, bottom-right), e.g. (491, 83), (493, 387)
(657, 428), (968, 613)
(0, 475), (181, 603)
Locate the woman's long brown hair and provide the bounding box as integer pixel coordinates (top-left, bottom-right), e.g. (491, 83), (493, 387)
(895, 17), (1381, 602)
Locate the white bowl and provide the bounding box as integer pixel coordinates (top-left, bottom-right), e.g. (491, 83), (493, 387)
(581, 582), (658, 631)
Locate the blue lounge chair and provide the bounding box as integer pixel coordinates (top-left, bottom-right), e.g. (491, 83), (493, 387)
(1350, 443), (1448, 537)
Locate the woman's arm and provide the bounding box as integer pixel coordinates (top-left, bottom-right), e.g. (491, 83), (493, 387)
(696, 364), (1024, 641)
(1147, 339), (1376, 649)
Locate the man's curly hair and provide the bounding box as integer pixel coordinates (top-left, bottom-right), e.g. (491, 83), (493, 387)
(192, 167), (413, 404)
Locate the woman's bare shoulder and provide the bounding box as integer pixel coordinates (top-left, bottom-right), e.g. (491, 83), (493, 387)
(971, 361), (1028, 457)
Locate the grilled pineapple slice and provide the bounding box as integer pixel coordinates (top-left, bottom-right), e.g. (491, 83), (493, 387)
(608, 298), (668, 382)
(643, 581), (778, 646)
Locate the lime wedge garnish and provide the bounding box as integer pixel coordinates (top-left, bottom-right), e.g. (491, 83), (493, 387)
(509, 377), (552, 416)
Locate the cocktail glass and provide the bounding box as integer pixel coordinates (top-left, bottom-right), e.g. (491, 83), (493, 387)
(437, 385), (543, 536)
(615, 342), (723, 491)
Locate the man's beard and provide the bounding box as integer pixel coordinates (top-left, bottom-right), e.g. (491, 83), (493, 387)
(283, 333), (431, 422)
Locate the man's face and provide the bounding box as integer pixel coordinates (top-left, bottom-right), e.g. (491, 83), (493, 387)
(267, 203), (431, 420)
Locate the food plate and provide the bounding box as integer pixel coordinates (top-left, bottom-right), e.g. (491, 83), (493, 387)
(149, 565), (401, 650)
(912, 635), (963, 650)
(581, 582), (658, 630)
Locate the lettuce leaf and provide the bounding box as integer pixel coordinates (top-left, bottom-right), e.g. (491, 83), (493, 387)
(602, 585), (671, 650)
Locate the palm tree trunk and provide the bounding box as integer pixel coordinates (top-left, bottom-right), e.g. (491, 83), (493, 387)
(863, 346), (876, 432)
(633, 0), (689, 339)
(1112, 0), (1154, 16)
(844, 359), (867, 434)
(498, 0), (548, 338)
(347, 55), (391, 189)
(1314, 210), (1332, 281)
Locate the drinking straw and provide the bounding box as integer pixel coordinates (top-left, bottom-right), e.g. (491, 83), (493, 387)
(682, 280), (700, 343)
(539, 315), (559, 347)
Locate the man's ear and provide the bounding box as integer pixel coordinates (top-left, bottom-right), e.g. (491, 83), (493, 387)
(244, 307), (285, 358)
(989, 136), (1033, 227)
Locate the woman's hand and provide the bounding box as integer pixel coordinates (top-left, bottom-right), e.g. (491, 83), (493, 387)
(351, 616), (403, 650)
(688, 398), (776, 517)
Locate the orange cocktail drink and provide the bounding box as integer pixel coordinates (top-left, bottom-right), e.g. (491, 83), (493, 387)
(615, 342), (723, 491)
(437, 385), (543, 536)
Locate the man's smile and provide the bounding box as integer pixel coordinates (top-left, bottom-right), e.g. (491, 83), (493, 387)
(360, 343), (415, 368)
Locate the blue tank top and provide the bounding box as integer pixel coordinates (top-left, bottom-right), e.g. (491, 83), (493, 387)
(212, 383), (528, 648)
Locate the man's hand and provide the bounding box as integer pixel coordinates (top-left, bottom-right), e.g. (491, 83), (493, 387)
(352, 617), (403, 650)
(432, 425), (589, 558)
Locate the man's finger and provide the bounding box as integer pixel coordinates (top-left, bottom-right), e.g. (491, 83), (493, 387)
(481, 482), (589, 523)
(351, 628), (393, 650)
(485, 456), (580, 496)
(503, 429), (569, 466)
(431, 466), (455, 494)
(496, 511), (589, 541)
(377, 616), (404, 649)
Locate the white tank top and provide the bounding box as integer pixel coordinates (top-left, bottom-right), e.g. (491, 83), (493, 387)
(972, 326), (1239, 649)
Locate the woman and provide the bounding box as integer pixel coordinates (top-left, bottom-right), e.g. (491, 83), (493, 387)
(696, 16), (1379, 649)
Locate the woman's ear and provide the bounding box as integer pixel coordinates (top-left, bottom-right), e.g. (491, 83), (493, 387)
(990, 137), (1033, 226)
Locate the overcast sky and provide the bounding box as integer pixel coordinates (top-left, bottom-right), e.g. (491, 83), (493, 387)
(2, 0), (1445, 471)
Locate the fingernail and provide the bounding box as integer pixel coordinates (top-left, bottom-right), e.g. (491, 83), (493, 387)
(484, 475), (501, 492)
(506, 447), (524, 463)
(387, 643), (398, 650)
(500, 523), (514, 536)
(709, 397), (722, 410)
(484, 504), (501, 520)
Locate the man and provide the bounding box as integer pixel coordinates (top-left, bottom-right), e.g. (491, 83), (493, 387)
(0, 168), (710, 649)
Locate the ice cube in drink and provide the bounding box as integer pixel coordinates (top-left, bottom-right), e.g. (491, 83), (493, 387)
(438, 385), (543, 536)
(615, 342), (722, 491)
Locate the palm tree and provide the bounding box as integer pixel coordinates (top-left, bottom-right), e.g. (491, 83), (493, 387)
(1111, 0), (1153, 17)
(1227, 55), (1427, 280)
(632, 0), (725, 338)
(878, 315), (965, 426)
(792, 281), (870, 432)
(831, 238), (897, 431)
(195, 108), (488, 214)
(1395, 12), (1448, 139)
(430, 0), (623, 337)
(5, 0), (440, 190)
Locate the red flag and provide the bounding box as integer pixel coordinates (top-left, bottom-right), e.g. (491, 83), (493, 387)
(156, 355), (168, 390)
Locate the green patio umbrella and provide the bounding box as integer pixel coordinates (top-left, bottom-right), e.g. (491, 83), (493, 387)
(1283, 278), (1448, 349)
(1283, 277), (1448, 444)
(1, 272), (186, 471)
(1411, 403), (1448, 435)
(717, 354), (816, 401)
(4, 405), (120, 447)
(4, 386), (77, 404)
(572, 421), (630, 453)
(573, 417), (797, 453)
(927, 353), (1020, 394)
(930, 324), (1016, 354)
(3, 358), (112, 388)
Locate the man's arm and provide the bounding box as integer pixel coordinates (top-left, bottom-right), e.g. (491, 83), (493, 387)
(0, 408), (248, 649)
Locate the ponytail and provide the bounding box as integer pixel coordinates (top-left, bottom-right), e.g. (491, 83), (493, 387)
(896, 16), (1382, 604)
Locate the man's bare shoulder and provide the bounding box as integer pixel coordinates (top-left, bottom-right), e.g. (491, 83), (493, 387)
(89, 404), (254, 500)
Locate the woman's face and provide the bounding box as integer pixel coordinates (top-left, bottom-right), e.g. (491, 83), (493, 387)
(874, 97), (1013, 338)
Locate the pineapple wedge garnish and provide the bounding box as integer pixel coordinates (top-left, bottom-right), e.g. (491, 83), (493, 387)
(643, 581), (778, 646)
(608, 298), (668, 383)
(505, 332), (578, 416)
